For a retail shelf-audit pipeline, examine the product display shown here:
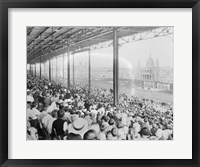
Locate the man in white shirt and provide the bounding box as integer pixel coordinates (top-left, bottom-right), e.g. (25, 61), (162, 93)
(27, 91), (34, 103)
(27, 107), (41, 120)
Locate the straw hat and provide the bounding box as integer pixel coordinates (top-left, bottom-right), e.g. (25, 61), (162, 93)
(68, 118), (88, 135)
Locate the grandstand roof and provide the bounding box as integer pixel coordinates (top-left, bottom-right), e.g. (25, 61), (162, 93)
(27, 26), (162, 63)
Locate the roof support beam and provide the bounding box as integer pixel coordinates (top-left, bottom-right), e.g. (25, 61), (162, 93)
(88, 48), (91, 95)
(27, 27), (34, 36)
(28, 27), (63, 58)
(67, 47), (70, 90)
(35, 64), (36, 78)
(40, 55), (41, 79)
(49, 59), (51, 82)
(113, 28), (119, 106)
(30, 64), (32, 75)
(32, 28), (72, 54)
(29, 64), (31, 75)
(28, 27), (49, 46)
(72, 54), (75, 87)
(56, 56), (58, 79)
(63, 54), (65, 85)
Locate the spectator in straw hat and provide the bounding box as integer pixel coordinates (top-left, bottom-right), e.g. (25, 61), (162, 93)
(68, 118), (89, 137)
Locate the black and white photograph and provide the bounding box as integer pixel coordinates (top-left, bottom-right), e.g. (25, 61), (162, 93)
(26, 26), (174, 141)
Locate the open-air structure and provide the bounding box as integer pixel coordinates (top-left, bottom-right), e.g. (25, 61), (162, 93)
(27, 26), (173, 105)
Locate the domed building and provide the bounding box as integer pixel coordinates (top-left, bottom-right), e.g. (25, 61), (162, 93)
(139, 54), (159, 81)
(136, 54), (173, 91)
(146, 55), (154, 67)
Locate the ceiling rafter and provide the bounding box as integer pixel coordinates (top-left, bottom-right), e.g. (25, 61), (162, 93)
(28, 26), (173, 64)
(30, 29), (81, 58)
(28, 27), (50, 46)
(27, 27), (34, 36)
(28, 27), (73, 57)
(33, 29), (101, 57)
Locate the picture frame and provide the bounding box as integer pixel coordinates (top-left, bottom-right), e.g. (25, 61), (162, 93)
(0, 0), (199, 166)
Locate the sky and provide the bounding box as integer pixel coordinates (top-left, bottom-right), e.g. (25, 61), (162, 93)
(73, 34), (174, 70)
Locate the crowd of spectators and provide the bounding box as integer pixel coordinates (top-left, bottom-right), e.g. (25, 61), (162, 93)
(27, 74), (173, 140)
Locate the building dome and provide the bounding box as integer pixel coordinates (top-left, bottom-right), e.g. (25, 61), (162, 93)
(146, 55), (154, 67)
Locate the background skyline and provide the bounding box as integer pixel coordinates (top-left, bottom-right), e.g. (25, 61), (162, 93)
(74, 34), (174, 70)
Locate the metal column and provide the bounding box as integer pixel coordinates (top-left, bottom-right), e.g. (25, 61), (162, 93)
(73, 54), (75, 86)
(113, 28), (119, 106)
(40, 55), (42, 79)
(56, 56), (58, 80)
(63, 54), (65, 84)
(88, 48), (91, 94)
(35, 64), (36, 77)
(51, 59), (53, 80)
(49, 59), (51, 82)
(67, 47), (70, 90)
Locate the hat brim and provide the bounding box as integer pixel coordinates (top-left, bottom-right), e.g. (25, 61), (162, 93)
(68, 120), (88, 135)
